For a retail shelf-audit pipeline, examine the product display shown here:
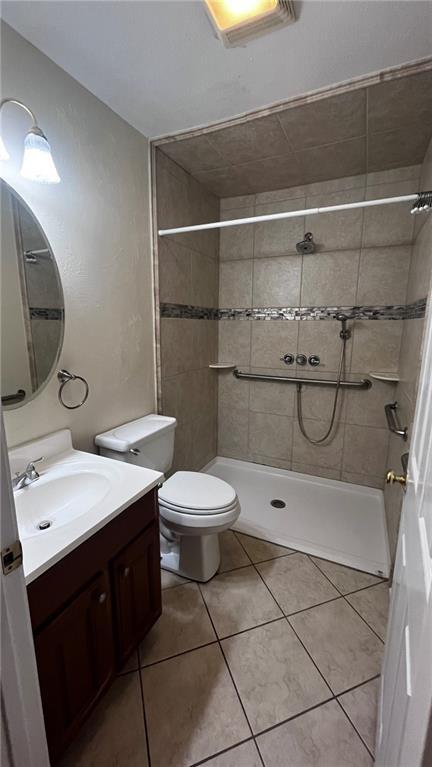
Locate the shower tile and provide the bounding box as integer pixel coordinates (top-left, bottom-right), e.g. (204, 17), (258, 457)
(191, 251), (219, 307)
(356, 246), (411, 305)
(257, 699), (373, 767)
(200, 565), (282, 638)
(252, 255), (301, 307)
(310, 557), (382, 595)
(160, 135), (226, 173)
(221, 620), (330, 733)
(366, 164), (421, 187)
(220, 210), (254, 262)
(299, 139), (366, 188)
(306, 174), (366, 196)
(249, 373), (295, 416)
(235, 533), (294, 563)
(219, 321), (252, 366)
(201, 740), (262, 766)
(298, 320), (351, 372)
(241, 154), (306, 195)
(346, 583), (389, 641)
(301, 249), (360, 306)
(221, 195), (255, 210)
(291, 462), (341, 481)
(160, 318), (195, 376)
(219, 259), (253, 308)
(342, 424), (389, 477)
(293, 379), (347, 423)
(278, 90), (366, 151)
(218, 531), (251, 572)
(255, 184), (306, 205)
(367, 70), (432, 134)
(139, 583), (216, 666)
(219, 367), (250, 410)
(305, 188), (364, 252)
(257, 553), (339, 615)
(338, 677), (380, 755)
(218, 406), (249, 458)
(350, 320), (402, 373)
(362, 181), (416, 247)
(142, 644), (250, 767)
(248, 412), (294, 461)
(59, 673), (148, 767)
(254, 198), (306, 257)
(367, 127), (429, 174)
(345, 377), (396, 429)
(250, 321), (298, 369)
(208, 114), (291, 165)
(289, 599), (383, 694)
(158, 238), (192, 305)
(407, 217), (432, 303)
(292, 421), (344, 471)
(341, 471), (384, 490)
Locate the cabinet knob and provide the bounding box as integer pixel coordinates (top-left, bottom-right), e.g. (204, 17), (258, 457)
(123, 566), (130, 577)
(97, 592), (107, 604)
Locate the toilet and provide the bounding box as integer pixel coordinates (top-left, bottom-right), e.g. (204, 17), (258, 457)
(95, 414), (240, 581)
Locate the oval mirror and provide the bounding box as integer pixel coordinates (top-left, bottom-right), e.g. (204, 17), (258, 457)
(1, 179), (64, 409)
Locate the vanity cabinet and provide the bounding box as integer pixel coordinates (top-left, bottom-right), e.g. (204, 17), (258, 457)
(27, 488), (161, 763)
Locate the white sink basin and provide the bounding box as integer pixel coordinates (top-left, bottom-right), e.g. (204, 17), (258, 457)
(8, 429), (164, 583)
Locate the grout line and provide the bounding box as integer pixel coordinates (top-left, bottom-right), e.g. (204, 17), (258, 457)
(343, 595), (385, 644)
(137, 665), (153, 767)
(139, 639), (219, 670)
(335, 696), (375, 760)
(188, 737), (257, 767)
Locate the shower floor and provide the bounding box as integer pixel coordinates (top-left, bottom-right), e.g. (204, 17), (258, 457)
(204, 457), (390, 577)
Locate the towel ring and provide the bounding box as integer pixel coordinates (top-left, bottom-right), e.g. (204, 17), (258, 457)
(57, 369), (89, 409)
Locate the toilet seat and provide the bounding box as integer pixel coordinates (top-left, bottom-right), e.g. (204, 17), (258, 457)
(159, 471), (238, 515)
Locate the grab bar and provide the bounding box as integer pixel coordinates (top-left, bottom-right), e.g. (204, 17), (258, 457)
(1, 389), (26, 405)
(233, 369), (372, 389)
(385, 401), (408, 441)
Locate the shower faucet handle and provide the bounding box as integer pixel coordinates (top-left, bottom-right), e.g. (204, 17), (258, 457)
(280, 353), (294, 365)
(296, 354), (307, 366)
(308, 355), (321, 367)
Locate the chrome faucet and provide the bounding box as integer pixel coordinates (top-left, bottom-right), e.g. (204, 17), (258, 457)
(12, 457), (44, 490)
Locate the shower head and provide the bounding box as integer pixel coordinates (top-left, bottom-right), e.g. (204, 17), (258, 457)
(336, 313), (352, 340)
(296, 232), (315, 255)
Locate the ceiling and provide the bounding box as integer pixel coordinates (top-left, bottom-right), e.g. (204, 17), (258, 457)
(2, 1), (432, 138)
(158, 70), (432, 197)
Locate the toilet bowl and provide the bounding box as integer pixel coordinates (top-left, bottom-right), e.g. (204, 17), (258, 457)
(95, 415), (240, 581)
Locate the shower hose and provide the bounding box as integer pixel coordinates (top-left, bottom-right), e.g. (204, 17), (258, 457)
(296, 335), (347, 445)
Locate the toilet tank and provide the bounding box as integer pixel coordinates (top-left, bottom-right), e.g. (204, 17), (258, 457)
(95, 414), (176, 473)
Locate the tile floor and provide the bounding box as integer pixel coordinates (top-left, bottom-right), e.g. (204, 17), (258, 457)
(60, 531), (389, 767)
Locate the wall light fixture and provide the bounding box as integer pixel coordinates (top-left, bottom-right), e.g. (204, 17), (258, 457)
(0, 98), (60, 184)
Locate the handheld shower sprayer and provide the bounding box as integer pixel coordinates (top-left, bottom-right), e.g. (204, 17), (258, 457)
(336, 313), (351, 340)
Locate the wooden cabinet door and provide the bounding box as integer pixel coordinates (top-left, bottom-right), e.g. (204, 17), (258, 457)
(34, 571), (114, 762)
(111, 521), (162, 665)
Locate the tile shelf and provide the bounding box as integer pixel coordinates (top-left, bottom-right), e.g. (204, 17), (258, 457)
(209, 363), (236, 370)
(369, 371), (400, 383)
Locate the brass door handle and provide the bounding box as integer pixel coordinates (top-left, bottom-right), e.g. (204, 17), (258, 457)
(386, 470), (407, 487)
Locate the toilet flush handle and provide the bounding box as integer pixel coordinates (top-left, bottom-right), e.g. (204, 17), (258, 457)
(129, 448), (140, 455)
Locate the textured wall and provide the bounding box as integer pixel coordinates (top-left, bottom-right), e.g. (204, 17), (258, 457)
(384, 139), (432, 560)
(2, 23), (156, 451)
(156, 151), (219, 472)
(217, 165), (422, 489)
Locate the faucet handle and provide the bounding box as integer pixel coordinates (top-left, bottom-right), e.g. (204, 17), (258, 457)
(27, 456), (44, 477)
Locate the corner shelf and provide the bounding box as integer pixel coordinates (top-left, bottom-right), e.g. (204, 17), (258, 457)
(369, 371), (400, 383)
(209, 363), (236, 370)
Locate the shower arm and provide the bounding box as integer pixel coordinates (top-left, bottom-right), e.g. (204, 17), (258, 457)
(233, 369), (371, 389)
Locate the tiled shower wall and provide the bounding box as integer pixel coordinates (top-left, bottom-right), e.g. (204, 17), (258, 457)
(384, 140), (432, 559)
(156, 150), (220, 471)
(217, 165), (423, 489)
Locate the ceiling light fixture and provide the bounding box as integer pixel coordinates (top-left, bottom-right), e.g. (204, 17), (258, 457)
(0, 98), (60, 184)
(204, 0), (295, 47)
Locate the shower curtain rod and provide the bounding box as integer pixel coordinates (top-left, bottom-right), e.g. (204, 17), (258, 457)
(158, 193), (425, 236)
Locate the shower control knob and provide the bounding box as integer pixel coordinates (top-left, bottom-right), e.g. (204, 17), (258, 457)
(308, 355), (320, 367)
(280, 353), (294, 365)
(296, 354), (307, 366)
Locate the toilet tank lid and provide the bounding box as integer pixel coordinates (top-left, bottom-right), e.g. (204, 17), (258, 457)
(95, 414), (176, 452)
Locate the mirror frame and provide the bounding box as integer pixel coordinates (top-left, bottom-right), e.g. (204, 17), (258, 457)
(1, 179), (65, 410)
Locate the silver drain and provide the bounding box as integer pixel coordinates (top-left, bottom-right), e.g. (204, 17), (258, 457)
(37, 520), (52, 530)
(270, 499), (286, 509)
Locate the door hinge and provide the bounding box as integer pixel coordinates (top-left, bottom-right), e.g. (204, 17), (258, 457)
(1, 540), (23, 575)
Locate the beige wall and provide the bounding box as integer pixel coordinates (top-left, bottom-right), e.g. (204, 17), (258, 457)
(2, 23), (156, 451)
(156, 151), (219, 472)
(217, 165), (422, 488)
(384, 139), (432, 560)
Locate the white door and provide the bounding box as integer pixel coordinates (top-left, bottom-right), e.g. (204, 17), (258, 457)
(0, 412), (50, 767)
(376, 300), (432, 766)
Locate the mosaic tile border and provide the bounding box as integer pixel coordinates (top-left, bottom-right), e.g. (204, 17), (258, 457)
(29, 307), (64, 320)
(161, 299), (427, 321)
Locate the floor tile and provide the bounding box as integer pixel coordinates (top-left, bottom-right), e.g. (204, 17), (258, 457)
(257, 700), (373, 766)
(311, 557), (382, 595)
(201, 740), (262, 766)
(222, 620), (330, 733)
(235, 532), (295, 563)
(339, 677), (380, 755)
(200, 565), (282, 638)
(118, 649), (139, 674)
(139, 582), (216, 665)
(59, 673), (148, 767)
(142, 644), (250, 767)
(219, 530), (251, 572)
(257, 553), (339, 615)
(161, 568), (190, 589)
(289, 599), (383, 694)
(346, 583), (389, 640)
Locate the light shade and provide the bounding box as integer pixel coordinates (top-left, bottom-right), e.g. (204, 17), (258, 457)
(204, 0), (295, 46)
(0, 134), (10, 162)
(20, 128), (60, 184)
